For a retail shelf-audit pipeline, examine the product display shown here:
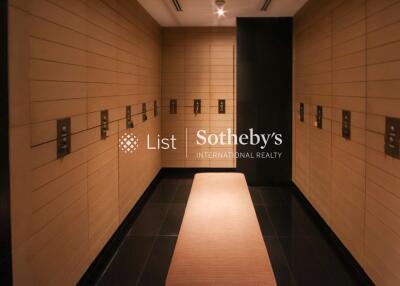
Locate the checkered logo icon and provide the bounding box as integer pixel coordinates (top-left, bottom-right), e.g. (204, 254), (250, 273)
(119, 133), (138, 153)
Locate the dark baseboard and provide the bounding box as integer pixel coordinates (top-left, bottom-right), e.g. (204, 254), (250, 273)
(291, 183), (375, 286)
(77, 169), (163, 286)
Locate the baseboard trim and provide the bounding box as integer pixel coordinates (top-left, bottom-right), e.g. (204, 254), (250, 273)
(291, 183), (375, 286)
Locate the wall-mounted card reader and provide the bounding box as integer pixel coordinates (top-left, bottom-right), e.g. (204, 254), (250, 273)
(126, 105), (133, 129)
(100, 110), (109, 140)
(170, 99), (177, 114)
(342, 110), (351, 140)
(142, 103), (147, 122)
(300, 102), (304, 122)
(57, 118), (71, 159)
(194, 99), (201, 115)
(316, 105), (322, 129)
(154, 100), (158, 117)
(218, 99), (226, 114)
(385, 117), (400, 159)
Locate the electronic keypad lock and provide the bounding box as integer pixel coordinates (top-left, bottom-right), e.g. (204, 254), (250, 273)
(170, 99), (177, 114)
(385, 117), (400, 159)
(142, 103), (147, 122)
(194, 99), (201, 115)
(57, 118), (71, 158)
(126, 105), (133, 129)
(100, 110), (109, 140)
(300, 102), (304, 122)
(154, 100), (158, 117)
(342, 110), (351, 140)
(316, 105), (322, 129)
(218, 99), (226, 114)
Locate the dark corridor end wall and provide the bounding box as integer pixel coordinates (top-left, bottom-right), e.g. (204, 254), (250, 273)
(237, 18), (292, 185)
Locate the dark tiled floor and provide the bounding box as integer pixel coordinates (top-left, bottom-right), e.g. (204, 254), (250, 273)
(96, 175), (371, 286)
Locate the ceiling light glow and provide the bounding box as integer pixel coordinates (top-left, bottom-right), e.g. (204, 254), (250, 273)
(215, 0), (226, 17)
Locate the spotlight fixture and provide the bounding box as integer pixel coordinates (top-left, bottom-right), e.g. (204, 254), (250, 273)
(215, 0), (226, 17)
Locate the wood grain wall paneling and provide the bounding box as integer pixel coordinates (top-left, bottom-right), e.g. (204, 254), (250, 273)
(161, 28), (236, 168)
(294, 0), (400, 285)
(9, 0), (161, 285)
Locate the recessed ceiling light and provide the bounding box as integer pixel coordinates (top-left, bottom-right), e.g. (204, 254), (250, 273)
(215, 0), (226, 17)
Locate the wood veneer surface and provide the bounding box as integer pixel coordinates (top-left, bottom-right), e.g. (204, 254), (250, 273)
(167, 173), (276, 286)
(293, 0), (400, 285)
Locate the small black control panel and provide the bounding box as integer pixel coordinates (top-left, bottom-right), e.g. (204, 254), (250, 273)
(154, 100), (158, 117)
(218, 99), (226, 114)
(126, 106), (133, 129)
(57, 118), (71, 158)
(170, 99), (177, 114)
(342, 110), (351, 140)
(300, 102), (304, 122)
(100, 110), (109, 140)
(316, 105), (323, 129)
(194, 99), (201, 115)
(385, 117), (400, 159)
(142, 103), (147, 122)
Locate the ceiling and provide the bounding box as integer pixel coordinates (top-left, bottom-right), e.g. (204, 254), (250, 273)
(137, 0), (308, 27)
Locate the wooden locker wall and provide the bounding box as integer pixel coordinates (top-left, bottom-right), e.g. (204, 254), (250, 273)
(8, 0), (161, 285)
(161, 27), (236, 168)
(293, 0), (400, 285)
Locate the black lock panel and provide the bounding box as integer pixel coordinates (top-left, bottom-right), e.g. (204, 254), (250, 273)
(126, 105), (133, 129)
(57, 118), (71, 159)
(100, 110), (109, 140)
(170, 99), (177, 114)
(342, 110), (351, 140)
(316, 105), (323, 129)
(300, 102), (304, 122)
(218, 99), (226, 114)
(194, 99), (201, 115)
(385, 117), (400, 159)
(142, 103), (147, 122)
(154, 100), (158, 117)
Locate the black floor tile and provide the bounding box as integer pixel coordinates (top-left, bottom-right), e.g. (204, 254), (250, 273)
(128, 203), (169, 236)
(266, 202), (319, 237)
(290, 265), (332, 286)
(96, 236), (154, 286)
(278, 236), (322, 268)
(263, 236), (296, 286)
(255, 206), (276, 236)
(173, 183), (191, 204)
(249, 187), (264, 205)
(148, 179), (179, 203)
(94, 174), (371, 286)
(259, 186), (293, 206)
(137, 236), (177, 286)
(307, 237), (367, 286)
(160, 203), (186, 236)
(266, 205), (298, 237)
